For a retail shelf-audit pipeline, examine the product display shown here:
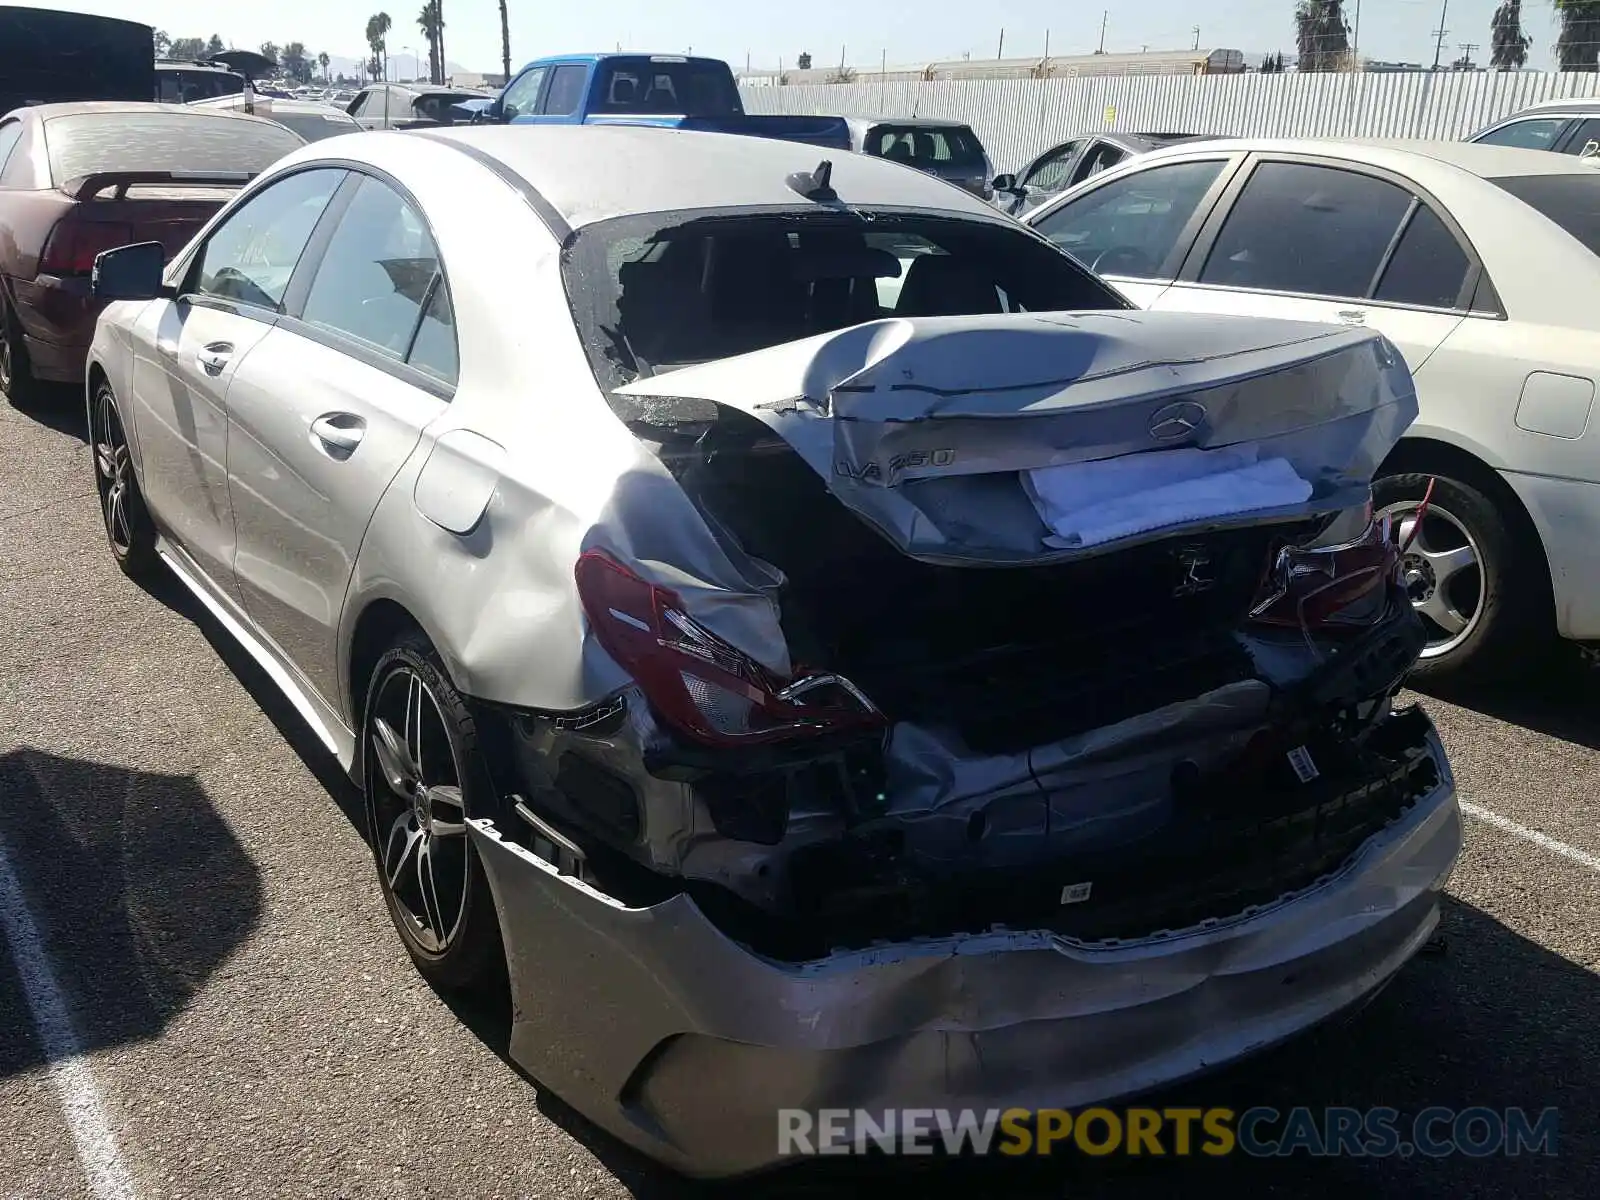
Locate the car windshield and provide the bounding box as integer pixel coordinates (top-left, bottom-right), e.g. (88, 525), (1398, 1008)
(44, 112), (302, 186)
(591, 58), (741, 116)
(562, 208), (1127, 424)
(1490, 172), (1600, 255)
(869, 125), (986, 169)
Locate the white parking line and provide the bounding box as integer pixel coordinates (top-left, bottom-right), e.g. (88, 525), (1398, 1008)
(0, 829), (137, 1200)
(1461, 801), (1600, 874)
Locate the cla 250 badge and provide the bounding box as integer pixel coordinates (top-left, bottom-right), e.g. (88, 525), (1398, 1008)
(836, 448), (957, 481)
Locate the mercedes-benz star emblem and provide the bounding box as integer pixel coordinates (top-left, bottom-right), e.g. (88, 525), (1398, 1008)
(1148, 400), (1207, 443)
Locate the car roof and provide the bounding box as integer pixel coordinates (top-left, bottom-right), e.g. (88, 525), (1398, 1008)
(21, 101), (282, 128)
(156, 60), (238, 74)
(1491, 97), (1600, 116)
(516, 52), (728, 70)
(410, 124), (1007, 228)
(190, 96), (355, 117)
(1129, 135), (1599, 181)
(848, 117), (973, 130)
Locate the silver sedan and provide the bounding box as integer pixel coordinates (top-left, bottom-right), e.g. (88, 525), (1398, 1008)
(84, 125), (1459, 1176)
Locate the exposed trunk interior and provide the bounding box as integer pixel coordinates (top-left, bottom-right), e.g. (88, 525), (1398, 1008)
(672, 413), (1319, 754)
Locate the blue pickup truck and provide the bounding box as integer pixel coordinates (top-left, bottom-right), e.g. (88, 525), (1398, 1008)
(459, 53), (849, 150)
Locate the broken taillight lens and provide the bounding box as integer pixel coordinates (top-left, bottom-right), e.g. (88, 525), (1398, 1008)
(574, 550), (884, 747)
(1250, 499), (1399, 633)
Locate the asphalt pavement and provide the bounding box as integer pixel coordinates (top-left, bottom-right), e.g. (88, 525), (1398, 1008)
(2, 386), (1597, 1199)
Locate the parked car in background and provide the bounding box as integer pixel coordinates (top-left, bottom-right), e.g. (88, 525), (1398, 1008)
(0, 6), (154, 113)
(86, 122), (1456, 1178)
(846, 116), (993, 197)
(0, 102), (301, 403)
(346, 82), (489, 130)
(1026, 137), (1600, 679)
(1468, 98), (1600, 156)
(189, 94), (362, 142)
(994, 131), (1215, 214)
(155, 59), (246, 104)
(477, 52), (850, 149)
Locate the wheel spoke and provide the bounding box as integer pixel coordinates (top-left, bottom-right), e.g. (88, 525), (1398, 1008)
(371, 717), (416, 796)
(383, 811), (424, 890)
(416, 839), (448, 941)
(1421, 542), (1476, 589)
(406, 674), (423, 783)
(1395, 514), (1419, 550)
(106, 484), (128, 547)
(1418, 588), (1470, 635)
(95, 445), (116, 479)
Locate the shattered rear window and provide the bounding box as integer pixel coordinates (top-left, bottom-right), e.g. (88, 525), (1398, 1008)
(561, 207), (1130, 424)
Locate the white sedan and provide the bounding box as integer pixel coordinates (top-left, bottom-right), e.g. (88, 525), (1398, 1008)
(1025, 137), (1600, 680)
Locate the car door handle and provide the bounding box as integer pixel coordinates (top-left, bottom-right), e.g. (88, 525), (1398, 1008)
(1337, 309), (1367, 325)
(310, 413), (367, 455)
(196, 342), (234, 375)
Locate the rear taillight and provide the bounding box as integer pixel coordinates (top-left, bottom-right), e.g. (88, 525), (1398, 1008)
(1250, 499), (1399, 633)
(574, 550), (884, 747)
(39, 219), (137, 276)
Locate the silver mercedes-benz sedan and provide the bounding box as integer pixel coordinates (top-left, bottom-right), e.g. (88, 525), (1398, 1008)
(84, 124), (1461, 1177)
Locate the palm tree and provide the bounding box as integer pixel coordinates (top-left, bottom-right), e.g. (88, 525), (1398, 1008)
(417, 3), (442, 83)
(1555, 0), (1600, 70)
(365, 12), (393, 81)
(318, 51), (332, 83)
(500, 0), (512, 80)
(1491, 1), (1532, 69)
(1294, 1), (1351, 71)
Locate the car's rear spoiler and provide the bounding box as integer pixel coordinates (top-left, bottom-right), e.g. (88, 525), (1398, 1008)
(67, 169), (257, 201)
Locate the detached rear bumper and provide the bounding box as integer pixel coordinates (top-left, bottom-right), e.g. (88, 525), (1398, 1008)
(470, 722), (1460, 1179)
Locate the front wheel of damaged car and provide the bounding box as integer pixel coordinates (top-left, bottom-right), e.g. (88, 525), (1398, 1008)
(1375, 472), (1540, 683)
(362, 633), (506, 993)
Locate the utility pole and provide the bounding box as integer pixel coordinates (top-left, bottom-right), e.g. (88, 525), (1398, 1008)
(1098, 11), (1107, 54)
(1043, 29), (1050, 60)
(1193, 26), (1201, 51)
(998, 29), (1004, 59)
(1431, 0), (1450, 70)
(1457, 41), (1478, 68)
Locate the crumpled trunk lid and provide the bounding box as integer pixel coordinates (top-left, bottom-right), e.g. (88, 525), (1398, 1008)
(616, 311), (1417, 564)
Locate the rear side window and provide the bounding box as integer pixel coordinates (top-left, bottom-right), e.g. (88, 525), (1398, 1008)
(1490, 173), (1600, 256)
(1200, 162), (1413, 299)
(1021, 141), (1083, 193)
(43, 113), (302, 188)
(1033, 159), (1226, 280)
(869, 125), (985, 168)
(1563, 117), (1600, 157)
(1473, 117), (1570, 151)
(1374, 205), (1471, 309)
(298, 176), (457, 381)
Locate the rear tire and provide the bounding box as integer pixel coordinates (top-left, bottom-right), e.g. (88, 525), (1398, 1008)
(1374, 472), (1539, 683)
(361, 631), (506, 994)
(0, 292), (41, 407)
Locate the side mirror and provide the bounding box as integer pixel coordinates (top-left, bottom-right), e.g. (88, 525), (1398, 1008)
(92, 242), (169, 302)
(991, 173), (1020, 193)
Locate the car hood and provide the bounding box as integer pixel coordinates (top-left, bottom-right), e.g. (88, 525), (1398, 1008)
(615, 311), (1417, 564)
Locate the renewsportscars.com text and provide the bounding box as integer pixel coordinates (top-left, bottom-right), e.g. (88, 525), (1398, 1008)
(777, 1106), (1559, 1158)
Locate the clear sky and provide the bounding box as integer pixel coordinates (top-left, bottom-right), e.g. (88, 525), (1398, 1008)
(20, 0), (1572, 74)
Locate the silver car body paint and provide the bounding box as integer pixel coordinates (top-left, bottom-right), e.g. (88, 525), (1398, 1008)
(86, 123), (1459, 1180)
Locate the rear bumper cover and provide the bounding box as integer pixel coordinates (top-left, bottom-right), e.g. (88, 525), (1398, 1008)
(13, 276), (101, 383)
(469, 722), (1460, 1179)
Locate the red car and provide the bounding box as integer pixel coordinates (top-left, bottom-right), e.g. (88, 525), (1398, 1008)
(0, 102), (303, 403)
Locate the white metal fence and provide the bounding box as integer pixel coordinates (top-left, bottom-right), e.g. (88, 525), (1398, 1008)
(739, 71), (1600, 172)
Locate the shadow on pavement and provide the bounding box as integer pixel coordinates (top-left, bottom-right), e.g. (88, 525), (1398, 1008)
(3, 381), (89, 443)
(0, 746), (263, 1079)
(1414, 647), (1600, 752)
